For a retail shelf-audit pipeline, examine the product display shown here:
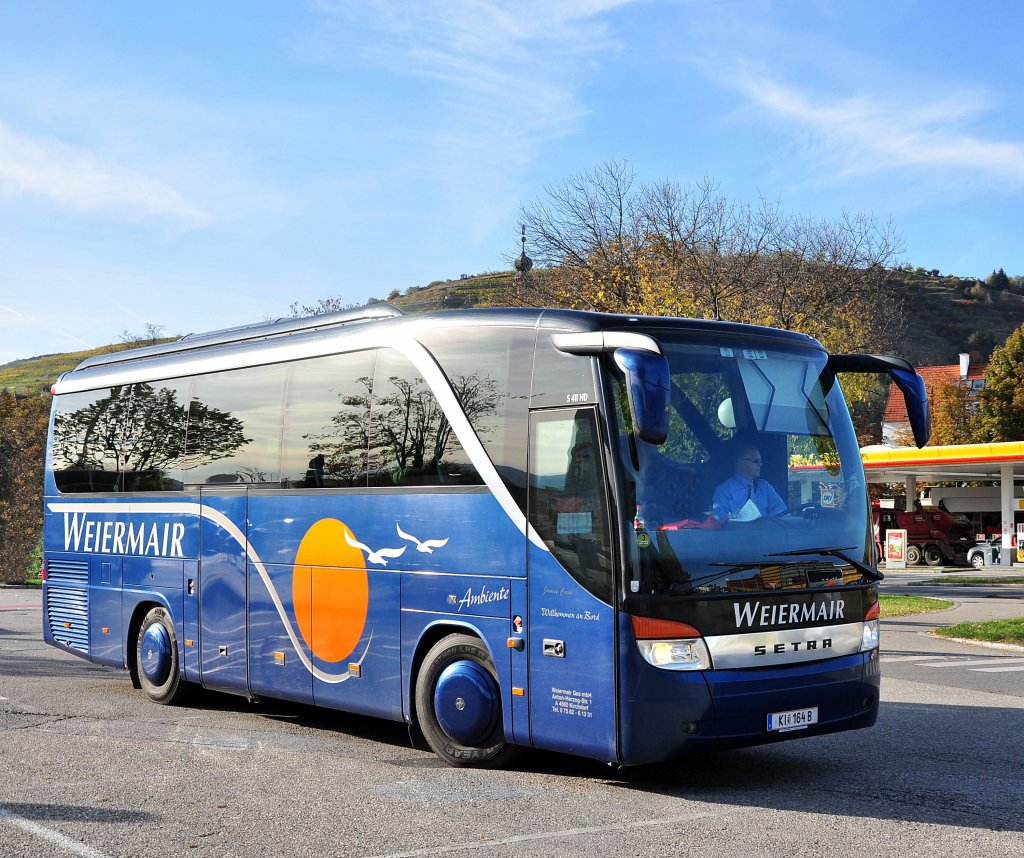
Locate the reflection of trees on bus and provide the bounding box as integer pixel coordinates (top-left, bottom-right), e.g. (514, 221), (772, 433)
(52, 384), (250, 491)
(305, 372), (499, 486)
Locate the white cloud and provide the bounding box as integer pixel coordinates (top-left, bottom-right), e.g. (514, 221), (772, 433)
(0, 121), (209, 222)
(307, 0), (640, 218)
(737, 76), (1024, 185)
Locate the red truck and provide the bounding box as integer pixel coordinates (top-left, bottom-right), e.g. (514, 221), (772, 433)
(873, 501), (974, 567)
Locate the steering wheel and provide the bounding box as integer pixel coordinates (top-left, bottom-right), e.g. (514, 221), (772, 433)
(789, 502), (821, 519)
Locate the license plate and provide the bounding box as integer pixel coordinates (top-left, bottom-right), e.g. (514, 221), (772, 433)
(767, 706), (818, 732)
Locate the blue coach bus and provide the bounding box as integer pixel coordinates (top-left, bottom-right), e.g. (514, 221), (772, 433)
(42, 306), (929, 767)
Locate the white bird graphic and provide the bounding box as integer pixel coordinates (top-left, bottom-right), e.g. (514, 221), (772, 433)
(344, 530), (407, 566)
(396, 523), (450, 553)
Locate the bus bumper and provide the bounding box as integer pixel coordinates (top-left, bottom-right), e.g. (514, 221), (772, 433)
(619, 649), (879, 766)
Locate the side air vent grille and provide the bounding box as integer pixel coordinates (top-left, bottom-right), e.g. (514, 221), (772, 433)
(46, 558), (90, 654)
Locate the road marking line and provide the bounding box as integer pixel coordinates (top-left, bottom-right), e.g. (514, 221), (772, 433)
(0, 805), (113, 858)
(914, 657), (1024, 668)
(971, 665), (1024, 672)
(362, 810), (723, 858)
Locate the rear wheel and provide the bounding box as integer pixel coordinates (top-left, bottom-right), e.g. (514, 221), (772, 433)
(136, 606), (192, 705)
(415, 634), (519, 768)
(905, 544), (922, 565)
(924, 545), (945, 567)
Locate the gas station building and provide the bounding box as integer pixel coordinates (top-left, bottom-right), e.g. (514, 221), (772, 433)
(861, 441), (1024, 562)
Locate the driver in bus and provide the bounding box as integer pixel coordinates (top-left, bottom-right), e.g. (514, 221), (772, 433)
(712, 443), (787, 522)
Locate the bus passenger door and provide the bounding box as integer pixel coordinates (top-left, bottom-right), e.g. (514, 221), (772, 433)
(527, 409), (618, 762)
(199, 488), (250, 696)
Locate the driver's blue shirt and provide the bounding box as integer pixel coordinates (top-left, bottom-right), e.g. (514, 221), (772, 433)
(712, 476), (787, 521)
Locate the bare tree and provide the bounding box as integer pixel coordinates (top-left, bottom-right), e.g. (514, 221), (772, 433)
(514, 161), (652, 310)
(119, 323), (168, 347)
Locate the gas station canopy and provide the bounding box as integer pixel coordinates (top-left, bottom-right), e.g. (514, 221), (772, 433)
(861, 441), (1024, 483)
(860, 441), (1024, 557)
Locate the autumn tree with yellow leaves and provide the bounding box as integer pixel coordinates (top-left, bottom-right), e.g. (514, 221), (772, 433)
(0, 393), (50, 583)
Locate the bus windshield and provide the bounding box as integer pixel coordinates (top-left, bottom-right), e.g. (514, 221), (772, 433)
(613, 333), (868, 596)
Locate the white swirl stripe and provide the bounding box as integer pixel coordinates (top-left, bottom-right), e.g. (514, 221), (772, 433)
(48, 501), (363, 683)
(392, 337), (546, 549)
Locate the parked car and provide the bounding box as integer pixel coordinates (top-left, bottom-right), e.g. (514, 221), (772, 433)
(966, 537), (1002, 569)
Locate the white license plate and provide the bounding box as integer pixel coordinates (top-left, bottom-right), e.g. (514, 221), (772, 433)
(766, 706), (818, 732)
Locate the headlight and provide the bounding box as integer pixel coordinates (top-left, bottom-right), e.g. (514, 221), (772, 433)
(860, 619), (879, 652)
(637, 638), (712, 671)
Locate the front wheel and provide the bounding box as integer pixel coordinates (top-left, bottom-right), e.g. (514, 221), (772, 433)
(415, 634), (519, 768)
(971, 553), (985, 569)
(136, 606), (192, 705)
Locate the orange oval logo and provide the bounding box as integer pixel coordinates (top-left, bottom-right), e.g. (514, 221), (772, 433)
(292, 519), (368, 663)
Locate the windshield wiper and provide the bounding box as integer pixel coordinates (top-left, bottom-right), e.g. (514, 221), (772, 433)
(766, 546), (884, 582)
(671, 547), (882, 594)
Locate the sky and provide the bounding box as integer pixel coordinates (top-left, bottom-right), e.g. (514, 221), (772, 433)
(1, 0), (1023, 365)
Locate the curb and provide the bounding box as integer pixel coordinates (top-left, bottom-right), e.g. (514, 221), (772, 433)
(924, 631), (1024, 653)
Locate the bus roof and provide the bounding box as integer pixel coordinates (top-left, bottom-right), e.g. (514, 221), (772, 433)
(54, 305), (822, 395)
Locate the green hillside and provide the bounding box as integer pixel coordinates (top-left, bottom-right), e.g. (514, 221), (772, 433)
(0, 345), (119, 396)
(0, 339), (175, 396)
(886, 269), (1024, 365)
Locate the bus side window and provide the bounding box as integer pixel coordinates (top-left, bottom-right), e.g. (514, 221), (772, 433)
(184, 365), (286, 487)
(52, 382), (193, 494)
(281, 351), (375, 488)
(52, 387), (126, 493)
(417, 326), (533, 509)
(529, 409), (613, 603)
(368, 349), (480, 488)
(120, 379), (191, 491)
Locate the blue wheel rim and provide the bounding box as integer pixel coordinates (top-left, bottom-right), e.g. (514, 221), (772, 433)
(141, 621), (172, 686)
(433, 660), (499, 746)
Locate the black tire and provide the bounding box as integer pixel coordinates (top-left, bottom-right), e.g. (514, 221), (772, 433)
(924, 545), (945, 567)
(970, 553), (985, 569)
(415, 634), (519, 768)
(905, 544), (922, 566)
(136, 606), (192, 705)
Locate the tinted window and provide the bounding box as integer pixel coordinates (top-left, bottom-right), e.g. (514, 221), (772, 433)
(52, 387), (129, 493)
(418, 326), (533, 505)
(281, 351), (375, 488)
(52, 381), (192, 493)
(368, 349), (479, 487)
(120, 380), (191, 491)
(531, 333), (596, 409)
(183, 365), (286, 486)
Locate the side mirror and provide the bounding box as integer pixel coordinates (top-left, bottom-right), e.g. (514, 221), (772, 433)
(889, 368), (930, 449)
(614, 349), (670, 445)
(828, 353), (931, 448)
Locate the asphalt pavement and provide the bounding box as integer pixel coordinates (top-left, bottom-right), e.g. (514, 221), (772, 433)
(878, 563), (1024, 643)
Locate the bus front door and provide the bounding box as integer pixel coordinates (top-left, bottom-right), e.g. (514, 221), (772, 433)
(527, 409), (618, 762)
(198, 488), (250, 696)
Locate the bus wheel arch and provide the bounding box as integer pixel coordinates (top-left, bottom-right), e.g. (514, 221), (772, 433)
(127, 600), (168, 690)
(413, 632), (519, 768)
(134, 604), (192, 706)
